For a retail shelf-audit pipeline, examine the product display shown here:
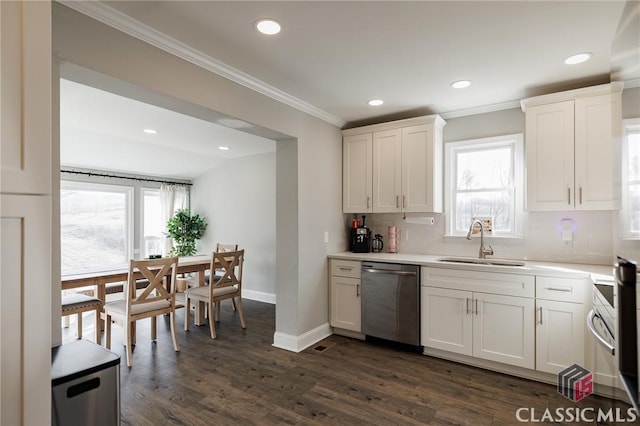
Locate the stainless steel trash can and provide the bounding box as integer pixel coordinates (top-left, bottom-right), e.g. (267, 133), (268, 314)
(52, 340), (121, 426)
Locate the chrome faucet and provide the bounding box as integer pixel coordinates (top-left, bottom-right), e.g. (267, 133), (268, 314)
(466, 219), (494, 259)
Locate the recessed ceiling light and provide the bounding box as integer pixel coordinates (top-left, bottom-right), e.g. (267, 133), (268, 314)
(143, 129), (158, 134)
(368, 99), (384, 106)
(451, 80), (471, 89)
(218, 146), (230, 151)
(564, 52), (592, 65)
(255, 19), (281, 35)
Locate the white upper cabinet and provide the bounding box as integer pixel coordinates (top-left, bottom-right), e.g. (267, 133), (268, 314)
(343, 133), (373, 213)
(372, 129), (402, 212)
(521, 83), (623, 211)
(402, 124), (442, 213)
(343, 115), (445, 213)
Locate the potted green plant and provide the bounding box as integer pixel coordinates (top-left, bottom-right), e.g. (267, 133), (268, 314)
(166, 208), (208, 257)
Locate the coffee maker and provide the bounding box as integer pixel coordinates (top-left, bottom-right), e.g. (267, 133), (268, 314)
(350, 215), (371, 253)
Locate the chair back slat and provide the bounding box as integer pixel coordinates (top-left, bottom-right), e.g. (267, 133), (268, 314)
(127, 257), (178, 310)
(210, 250), (244, 293)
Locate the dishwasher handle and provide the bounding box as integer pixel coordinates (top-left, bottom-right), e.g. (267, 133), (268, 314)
(362, 268), (417, 277)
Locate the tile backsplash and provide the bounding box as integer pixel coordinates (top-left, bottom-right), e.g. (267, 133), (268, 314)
(351, 210), (627, 266)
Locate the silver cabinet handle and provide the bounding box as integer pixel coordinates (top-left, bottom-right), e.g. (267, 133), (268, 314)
(466, 298), (470, 315)
(567, 188), (571, 205)
(396, 195), (399, 208)
(338, 267), (353, 271)
(366, 196), (370, 209)
(538, 307), (543, 325)
(402, 195), (406, 209)
(586, 310), (615, 355)
(475, 299), (478, 315)
(356, 284), (360, 297)
(544, 286), (572, 293)
(579, 187), (583, 205)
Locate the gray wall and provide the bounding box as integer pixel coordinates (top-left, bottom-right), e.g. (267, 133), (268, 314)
(191, 152), (277, 301)
(53, 3), (344, 346)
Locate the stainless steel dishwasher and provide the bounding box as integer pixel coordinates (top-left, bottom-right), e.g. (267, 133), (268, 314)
(361, 262), (420, 347)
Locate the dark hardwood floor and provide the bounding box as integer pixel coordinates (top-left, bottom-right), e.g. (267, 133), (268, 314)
(63, 300), (633, 425)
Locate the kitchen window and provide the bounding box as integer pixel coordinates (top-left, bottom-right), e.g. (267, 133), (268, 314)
(445, 134), (524, 237)
(142, 188), (163, 258)
(61, 181), (133, 275)
(623, 118), (640, 239)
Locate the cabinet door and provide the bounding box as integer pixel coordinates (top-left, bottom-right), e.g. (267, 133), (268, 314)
(372, 129), (402, 212)
(525, 101), (575, 211)
(473, 293), (535, 368)
(402, 124), (436, 212)
(0, 0), (51, 195)
(1, 194), (51, 426)
(343, 134), (372, 213)
(421, 287), (472, 356)
(330, 276), (361, 332)
(536, 300), (585, 374)
(574, 94), (619, 210)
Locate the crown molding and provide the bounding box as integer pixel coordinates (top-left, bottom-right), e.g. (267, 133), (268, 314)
(440, 100), (522, 120)
(57, 1), (347, 128)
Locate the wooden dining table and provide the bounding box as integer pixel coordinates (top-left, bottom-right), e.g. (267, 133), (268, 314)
(61, 255), (212, 327)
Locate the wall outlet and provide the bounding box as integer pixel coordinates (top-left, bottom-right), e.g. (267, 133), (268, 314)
(324, 231), (329, 243)
(561, 219), (573, 245)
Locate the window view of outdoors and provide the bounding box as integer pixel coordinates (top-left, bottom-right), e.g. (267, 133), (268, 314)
(627, 128), (639, 234)
(454, 146), (514, 233)
(61, 184), (130, 275)
(143, 189), (163, 257)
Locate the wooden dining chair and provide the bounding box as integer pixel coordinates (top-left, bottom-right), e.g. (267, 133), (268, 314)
(103, 256), (180, 367)
(184, 249), (246, 339)
(214, 243), (239, 312)
(61, 293), (102, 343)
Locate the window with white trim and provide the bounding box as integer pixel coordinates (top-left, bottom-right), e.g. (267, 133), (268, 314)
(445, 134), (524, 237)
(141, 188), (163, 258)
(623, 118), (640, 239)
(61, 181), (133, 275)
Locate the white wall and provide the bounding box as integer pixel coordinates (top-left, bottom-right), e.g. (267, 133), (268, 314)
(191, 152), (277, 302)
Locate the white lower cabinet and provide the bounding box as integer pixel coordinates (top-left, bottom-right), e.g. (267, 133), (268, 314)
(330, 276), (361, 332)
(421, 287), (472, 356)
(421, 268), (535, 369)
(329, 260), (361, 332)
(535, 299), (585, 374)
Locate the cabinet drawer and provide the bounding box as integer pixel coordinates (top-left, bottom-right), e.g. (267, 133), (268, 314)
(422, 267), (534, 298)
(536, 276), (589, 303)
(331, 260), (361, 278)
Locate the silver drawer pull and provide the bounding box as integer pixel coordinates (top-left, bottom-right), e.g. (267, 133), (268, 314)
(338, 267), (353, 271)
(544, 286), (572, 293)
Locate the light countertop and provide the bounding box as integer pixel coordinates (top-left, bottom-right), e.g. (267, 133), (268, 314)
(328, 252), (614, 282)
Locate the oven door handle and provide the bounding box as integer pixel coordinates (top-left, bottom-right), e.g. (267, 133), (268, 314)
(587, 309), (615, 355)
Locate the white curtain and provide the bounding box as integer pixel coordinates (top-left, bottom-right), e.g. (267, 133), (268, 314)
(160, 184), (188, 256)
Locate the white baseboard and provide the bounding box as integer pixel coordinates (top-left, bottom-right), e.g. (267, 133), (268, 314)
(272, 322), (332, 353)
(242, 289), (275, 304)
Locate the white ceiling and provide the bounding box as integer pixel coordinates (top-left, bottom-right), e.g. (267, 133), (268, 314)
(60, 0), (639, 178)
(60, 79), (276, 180)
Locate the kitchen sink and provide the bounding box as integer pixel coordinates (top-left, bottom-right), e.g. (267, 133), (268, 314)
(436, 257), (526, 267)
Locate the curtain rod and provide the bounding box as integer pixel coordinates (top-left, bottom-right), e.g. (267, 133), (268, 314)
(61, 169), (192, 186)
